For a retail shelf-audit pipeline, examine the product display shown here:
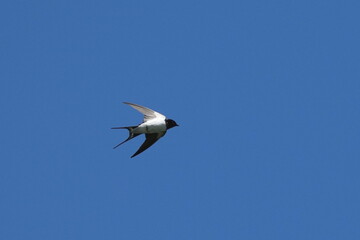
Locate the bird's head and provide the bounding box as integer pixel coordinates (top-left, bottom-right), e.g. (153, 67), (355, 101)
(165, 119), (179, 129)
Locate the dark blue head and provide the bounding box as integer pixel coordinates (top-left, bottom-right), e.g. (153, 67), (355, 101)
(165, 119), (179, 129)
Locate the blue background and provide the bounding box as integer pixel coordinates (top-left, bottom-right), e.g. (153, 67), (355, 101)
(1, 0), (360, 239)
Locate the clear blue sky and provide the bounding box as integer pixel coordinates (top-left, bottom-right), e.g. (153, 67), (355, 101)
(1, 0), (359, 239)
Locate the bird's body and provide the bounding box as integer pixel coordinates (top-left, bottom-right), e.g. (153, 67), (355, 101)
(112, 102), (178, 158)
(133, 118), (167, 134)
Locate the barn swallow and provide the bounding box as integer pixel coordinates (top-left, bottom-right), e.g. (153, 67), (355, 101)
(112, 102), (179, 158)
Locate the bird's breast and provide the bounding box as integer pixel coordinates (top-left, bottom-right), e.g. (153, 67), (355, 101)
(134, 120), (166, 134)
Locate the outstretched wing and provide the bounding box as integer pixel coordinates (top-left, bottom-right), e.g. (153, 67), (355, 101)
(124, 102), (166, 122)
(131, 132), (166, 158)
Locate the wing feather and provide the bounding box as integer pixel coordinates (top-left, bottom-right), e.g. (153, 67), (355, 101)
(123, 102), (166, 122)
(131, 132), (166, 158)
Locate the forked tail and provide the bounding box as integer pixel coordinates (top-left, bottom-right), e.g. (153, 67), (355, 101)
(111, 126), (140, 149)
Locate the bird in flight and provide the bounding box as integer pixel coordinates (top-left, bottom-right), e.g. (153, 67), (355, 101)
(112, 102), (179, 158)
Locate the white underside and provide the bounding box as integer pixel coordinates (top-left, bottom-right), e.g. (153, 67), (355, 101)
(133, 119), (166, 134)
